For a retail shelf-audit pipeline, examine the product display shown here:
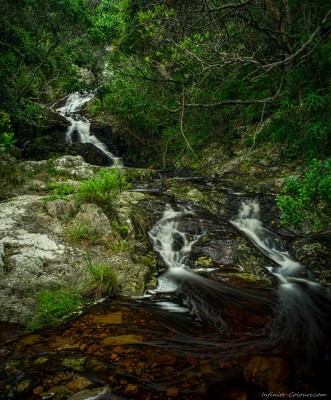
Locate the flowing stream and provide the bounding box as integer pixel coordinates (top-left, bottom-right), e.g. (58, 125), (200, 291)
(148, 198), (331, 376)
(57, 92), (122, 166)
(0, 193), (330, 398)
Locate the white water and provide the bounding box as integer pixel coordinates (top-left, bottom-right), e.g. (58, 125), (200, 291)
(57, 93), (122, 166)
(149, 204), (203, 292)
(231, 199), (304, 276)
(231, 199), (329, 356)
(150, 199), (330, 344)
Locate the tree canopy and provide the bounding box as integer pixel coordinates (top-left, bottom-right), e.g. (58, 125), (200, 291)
(1, 0), (330, 162)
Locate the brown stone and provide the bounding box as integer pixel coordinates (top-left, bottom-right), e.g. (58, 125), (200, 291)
(102, 334), (143, 346)
(152, 354), (177, 366)
(167, 387), (179, 397)
(66, 376), (94, 392)
(93, 312), (122, 325)
(33, 385), (44, 395)
(124, 384), (139, 395)
(114, 346), (125, 354)
(243, 356), (289, 390)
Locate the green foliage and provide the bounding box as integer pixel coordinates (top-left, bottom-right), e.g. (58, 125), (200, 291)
(75, 168), (131, 209)
(276, 159), (331, 229)
(0, 111), (16, 153)
(83, 255), (119, 301)
(48, 182), (75, 200)
(65, 222), (101, 242)
(27, 287), (82, 330)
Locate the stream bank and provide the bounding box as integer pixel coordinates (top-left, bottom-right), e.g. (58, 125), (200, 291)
(1, 94), (330, 399)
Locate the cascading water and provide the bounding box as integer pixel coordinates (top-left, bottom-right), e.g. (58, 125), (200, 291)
(231, 199), (330, 364)
(149, 198), (330, 375)
(148, 204), (203, 294)
(57, 92), (122, 166)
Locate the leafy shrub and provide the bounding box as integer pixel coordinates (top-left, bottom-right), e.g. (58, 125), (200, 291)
(28, 288), (82, 330)
(48, 182), (75, 199)
(276, 159), (331, 229)
(75, 168), (131, 209)
(0, 111), (16, 153)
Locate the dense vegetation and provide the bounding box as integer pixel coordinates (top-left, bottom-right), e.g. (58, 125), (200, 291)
(1, 0), (330, 226)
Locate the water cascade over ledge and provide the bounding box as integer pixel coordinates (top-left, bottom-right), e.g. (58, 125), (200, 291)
(148, 199), (331, 379)
(57, 92), (122, 166)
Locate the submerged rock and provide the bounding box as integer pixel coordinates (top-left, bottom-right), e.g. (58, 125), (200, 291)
(243, 355), (289, 392)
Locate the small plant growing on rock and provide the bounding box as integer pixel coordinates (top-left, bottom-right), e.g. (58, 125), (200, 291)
(27, 287), (83, 331)
(48, 182), (75, 200)
(83, 255), (119, 301)
(65, 222), (101, 242)
(75, 168), (131, 210)
(276, 158), (331, 230)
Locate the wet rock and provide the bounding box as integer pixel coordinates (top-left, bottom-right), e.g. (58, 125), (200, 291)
(85, 359), (108, 372)
(165, 179), (226, 215)
(243, 355), (289, 391)
(70, 142), (113, 166)
(43, 385), (74, 398)
(66, 376), (94, 392)
(289, 235), (331, 285)
(61, 358), (86, 372)
(167, 387), (179, 397)
(102, 334), (144, 346)
(16, 379), (32, 393)
(187, 214), (276, 285)
(123, 168), (159, 184)
(107, 252), (151, 296)
(124, 384), (139, 396)
(236, 238), (276, 286)
(68, 387), (111, 400)
(93, 312), (122, 325)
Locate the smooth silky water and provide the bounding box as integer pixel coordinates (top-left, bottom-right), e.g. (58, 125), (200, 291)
(0, 200), (330, 399)
(57, 92), (122, 166)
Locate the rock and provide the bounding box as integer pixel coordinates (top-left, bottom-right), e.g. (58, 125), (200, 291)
(124, 384), (139, 396)
(66, 376), (94, 392)
(61, 358), (86, 372)
(167, 387), (179, 397)
(243, 356), (289, 391)
(46, 199), (77, 220)
(43, 385), (74, 397)
(52, 155), (98, 179)
(70, 142), (113, 166)
(123, 168), (159, 184)
(68, 387), (111, 400)
(69, 203), (112, 237)
(85, 359), (108, 372)
(0, 194), (86, 325)
(289, 235), (331, 285)
(93, 312), (122, 324)
(16, 379), (31, 393)
(108, 252), (151, 296)
(236, 238), (277, 285)
(186, 212), (276, 285)
(102, 334), (144, 346)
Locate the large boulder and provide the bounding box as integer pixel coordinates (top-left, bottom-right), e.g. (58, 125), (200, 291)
(289, 234), (331, 285)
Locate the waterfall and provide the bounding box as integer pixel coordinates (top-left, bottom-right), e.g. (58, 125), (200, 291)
(149, 199), (330, 356)
(57, 92), (122, 166)
(148, 204), (203, 293)
(230, 199), (303, 276)
(231, 199), (329, 360)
